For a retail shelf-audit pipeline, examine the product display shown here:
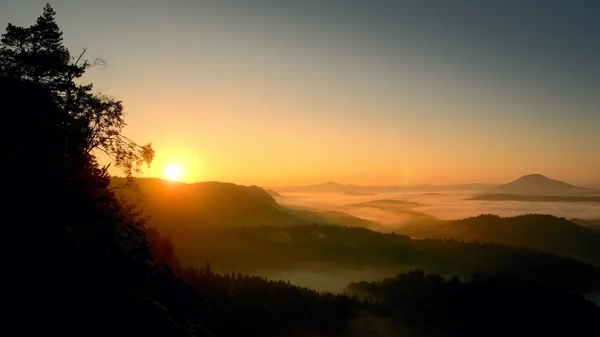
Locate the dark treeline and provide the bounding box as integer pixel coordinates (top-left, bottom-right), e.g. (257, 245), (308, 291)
(147, 227), (361, 337)
(182, 268), (357, 337)
(345, 270), (600, 337)
(398, 214), (600, 266)
(167, 224), (600, 295)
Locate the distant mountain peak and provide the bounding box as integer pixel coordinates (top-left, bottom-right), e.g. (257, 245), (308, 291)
(487, 174), (600, 196)
(517, 173), (550, 180)
(508, 173), (570, 185)
(320, 181), (343, 187)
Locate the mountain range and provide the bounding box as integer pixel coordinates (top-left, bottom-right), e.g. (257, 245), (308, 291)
(270, 174), (600, 196)
(269, 181), (495, 194)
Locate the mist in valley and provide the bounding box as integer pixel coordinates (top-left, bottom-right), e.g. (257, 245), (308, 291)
(274, 190), (600, 229)
(241, 186), (600, 294)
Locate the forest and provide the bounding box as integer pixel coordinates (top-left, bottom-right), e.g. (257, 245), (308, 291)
(148, 226), (600, 337)
(155, 224), (600, 295)
(344, 270), (600, 337)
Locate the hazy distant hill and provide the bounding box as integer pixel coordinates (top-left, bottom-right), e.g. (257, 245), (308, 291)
(270, 181), (349, 193)
(341, 191), (376, 196)
(347, 199), (424, 208)
(271, 181), (494, 194)
(287, 207), (379, 229)
(482, 174), (600, 196)
(344, 199), (434, 225)
(266, 189), (283, 197)
(572, 219), (600, 232)
(397, 214), (600, 266)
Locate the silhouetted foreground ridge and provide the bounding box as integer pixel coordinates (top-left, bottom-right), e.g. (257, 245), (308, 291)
(3, 76), (216, 337)
(2, 4), (215, 336)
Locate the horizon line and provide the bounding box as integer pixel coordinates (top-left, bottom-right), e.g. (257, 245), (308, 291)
(112, 175), (600, 188)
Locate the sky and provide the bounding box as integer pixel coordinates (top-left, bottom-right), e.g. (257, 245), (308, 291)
(1, 0), (599, 186)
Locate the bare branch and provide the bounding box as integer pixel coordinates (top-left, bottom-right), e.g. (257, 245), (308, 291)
(73, 47), (87, 67)
(92, 57), (107, 69)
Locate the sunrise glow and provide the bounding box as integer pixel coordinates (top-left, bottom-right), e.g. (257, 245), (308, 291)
(163, 163), (182, 181)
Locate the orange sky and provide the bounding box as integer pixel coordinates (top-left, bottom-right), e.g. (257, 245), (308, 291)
(3, 1), (599, 186)
(100, 76), (598, 186)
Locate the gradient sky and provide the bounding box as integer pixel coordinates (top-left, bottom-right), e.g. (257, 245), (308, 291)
(2, 0), (599, 186)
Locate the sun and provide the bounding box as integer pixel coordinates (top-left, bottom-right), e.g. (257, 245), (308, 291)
(163, 163), (182, 181)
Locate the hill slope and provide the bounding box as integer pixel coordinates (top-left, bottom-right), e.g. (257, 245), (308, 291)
(112, 178), (308, 232)
(397, 214), (600, 266)
(112, 178), (376, 234)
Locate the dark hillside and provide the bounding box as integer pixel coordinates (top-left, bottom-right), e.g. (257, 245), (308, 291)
(4, 76), (216, 336)
(111, 178), (310, 231)
(345, 270), (600, 337)
(1, 6), (216, 334)
(398, 214), (600, 266)
(173, 225), (600, 295)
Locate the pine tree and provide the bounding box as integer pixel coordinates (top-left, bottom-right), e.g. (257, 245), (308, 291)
(0, 3), (153, 177)
(0, 4), (69, 86)
(204, 261), (213, 276)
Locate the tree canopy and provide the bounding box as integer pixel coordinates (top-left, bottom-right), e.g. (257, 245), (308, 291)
(0, 3), (153, 177)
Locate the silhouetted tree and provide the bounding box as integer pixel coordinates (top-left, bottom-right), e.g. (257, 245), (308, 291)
(204, 261), (213, 276)
(179, 264), (361, 337)
(0, 3), (153, 177)
(0, 4), (69, 85)
(146, 226), (181, 273)
(3, 5), (221, 337)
